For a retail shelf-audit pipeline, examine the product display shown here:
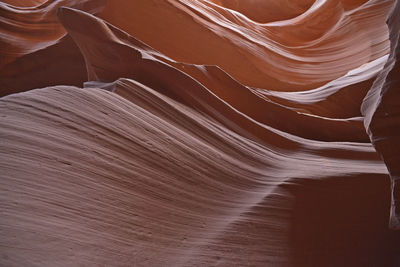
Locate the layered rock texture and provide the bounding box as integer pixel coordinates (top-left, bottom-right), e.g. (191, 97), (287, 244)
(1, 0), (400, 266)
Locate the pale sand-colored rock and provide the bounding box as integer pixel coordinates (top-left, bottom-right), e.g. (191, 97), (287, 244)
(0, 82), (395, 266)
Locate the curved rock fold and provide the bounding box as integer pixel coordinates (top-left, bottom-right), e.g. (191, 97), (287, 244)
(1, 0), (400, 266)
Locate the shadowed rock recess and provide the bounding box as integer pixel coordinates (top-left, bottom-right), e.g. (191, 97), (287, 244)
(1, 0), (400, 266)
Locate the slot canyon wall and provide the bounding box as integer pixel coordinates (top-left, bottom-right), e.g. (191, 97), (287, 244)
(1, 0), (400, 266)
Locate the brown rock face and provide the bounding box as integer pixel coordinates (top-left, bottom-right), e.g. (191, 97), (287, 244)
(1, 0), (400, 266)
(362, 0), (400, 230)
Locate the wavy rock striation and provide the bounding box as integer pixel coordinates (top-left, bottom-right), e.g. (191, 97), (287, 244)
(1, 0), (400, 266)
